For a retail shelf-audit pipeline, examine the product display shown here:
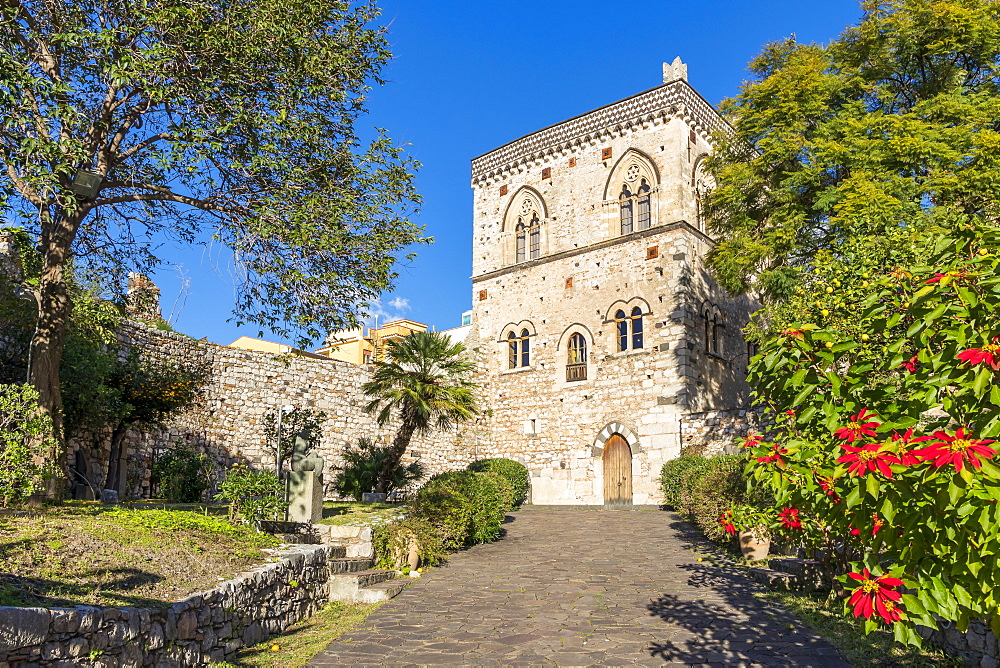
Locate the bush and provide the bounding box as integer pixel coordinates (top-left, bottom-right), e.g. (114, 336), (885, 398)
(411, 470), (512, 548)
(468, 458), (529, 507)
(685, 454), (752, 544)
(0, 383), (57, 506)
(372, 517), (447, 571)
(660, 454), (706, 509)
(214, 464), (287, 527)
(151, 441), (212, 503)
(331, 437), (424, 501)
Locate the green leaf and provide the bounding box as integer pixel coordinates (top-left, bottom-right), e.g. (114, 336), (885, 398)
(866, 475), (880, 499)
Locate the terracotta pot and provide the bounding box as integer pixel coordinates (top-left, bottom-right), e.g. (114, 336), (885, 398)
(738, 530), (770, 560)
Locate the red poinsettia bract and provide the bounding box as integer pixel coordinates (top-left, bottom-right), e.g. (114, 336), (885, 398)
(834, 408), (880, 443)
(718, 512), (736, 536)
(778, 507), (802, 530)
(837, 442), (899, 477)
(913, 428), (997, 473)
(900, 355), (919, 373)
(848, 569), (904, 624)
(756, 444), (788, 466)
(957, 337), (1000, 370)
(741, 432), (762, 449)
(888, 429), (929, 467)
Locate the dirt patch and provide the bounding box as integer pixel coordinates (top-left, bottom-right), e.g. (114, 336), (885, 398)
(0, 504), (278, 608)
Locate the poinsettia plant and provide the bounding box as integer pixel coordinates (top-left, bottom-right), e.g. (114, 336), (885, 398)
(745, 220), (1000, 646)
(719, 503), (777, 541)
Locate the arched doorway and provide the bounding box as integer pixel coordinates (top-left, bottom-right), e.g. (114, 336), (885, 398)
(603, 434), (633, 506)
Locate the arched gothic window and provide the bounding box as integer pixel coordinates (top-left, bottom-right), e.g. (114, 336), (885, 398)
(704, 306), (723, 355)
(515, 219), (526, 263)
(507, 329), (532, 369)
(567, 333), (587, 381)
(620, 185), (634, 235)
(614, 307), (645, 351)
(528, 215), (540, 260)
(636, 180), (651, 230)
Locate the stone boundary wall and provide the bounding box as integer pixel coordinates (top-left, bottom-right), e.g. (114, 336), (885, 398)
(679, 408), (765, 457)
(926, 621), (999, 667)
(0, 544), (336, 666)
(69, 321), (474, 500)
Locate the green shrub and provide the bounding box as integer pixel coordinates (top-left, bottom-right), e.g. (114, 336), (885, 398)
(372, 517), (447, 570)
(331, 437), (424, 501)
(660, 454), (706, 510)
(214, 464), (287, 528)
(411, 470), (512, 548)
(0, 383), (58, 506)
(685, 454), (753, 544)
(468, 458), (528, 507)
(151, 441), (212, 503)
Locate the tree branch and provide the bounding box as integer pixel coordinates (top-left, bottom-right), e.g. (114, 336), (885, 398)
(95, 182), (241, 214)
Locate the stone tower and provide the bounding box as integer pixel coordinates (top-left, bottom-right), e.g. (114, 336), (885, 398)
(468, 60), (756, 505)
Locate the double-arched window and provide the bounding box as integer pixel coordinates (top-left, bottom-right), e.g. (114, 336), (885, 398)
(507, 329), (531, 369)
(566, 333), (587, 381)
(704, 305), (723, 355)
(614, 307), (644, 351)
(515, 214), (541, 263)
(620, 179), (651, 235)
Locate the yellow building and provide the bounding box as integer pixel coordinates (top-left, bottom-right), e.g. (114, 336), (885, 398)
(315, 319), (428, 365)
(228, 336), (329, 360)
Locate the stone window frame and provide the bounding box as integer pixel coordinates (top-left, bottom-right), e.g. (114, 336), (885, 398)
(602, 149), (660, 239)
(692, 153), (714, 235)
(499, 321), (537, 372)
(555, 324), (595, 386)
(502, 187), (548, 266)
(703, 302), (724, 357)
(603, 298), (652, 354)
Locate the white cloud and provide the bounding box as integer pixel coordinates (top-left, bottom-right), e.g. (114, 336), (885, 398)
(364, 295), (412, 328)
(388, 297), (410, 312)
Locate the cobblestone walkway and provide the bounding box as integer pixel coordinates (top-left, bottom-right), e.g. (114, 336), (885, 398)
(310, 508), (849, 667)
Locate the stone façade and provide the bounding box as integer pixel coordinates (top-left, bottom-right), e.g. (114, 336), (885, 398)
(465, 62), (758, 505)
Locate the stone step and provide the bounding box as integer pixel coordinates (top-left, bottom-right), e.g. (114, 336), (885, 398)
(356, 578), (410, 604)
(749, 563), (829, 592)
(327, 545), (348, 560)
(749, 568), (799, 590)
(769, 557), (824, 577)
(328, 557), (370, 574)
(328, 568), (405, 603)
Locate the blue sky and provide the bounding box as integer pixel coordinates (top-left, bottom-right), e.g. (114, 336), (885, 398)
(152, 0), (864, 346)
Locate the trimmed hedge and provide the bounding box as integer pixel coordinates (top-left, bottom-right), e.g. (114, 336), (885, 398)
(468, 458), (529, 506)
(372, 516), (447, 570)
(660, 454), (707, 510)
(409, 470), (514, 549)
(685, 454), (750, 543)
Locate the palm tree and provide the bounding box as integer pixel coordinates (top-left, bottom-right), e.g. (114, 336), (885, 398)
(362, 330), (479, 493)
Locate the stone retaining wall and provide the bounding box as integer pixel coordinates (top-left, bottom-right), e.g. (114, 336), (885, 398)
(0, 544), (335, 667)
(927, 620), (999, 668)
(679, 408), (765, 456)
(68, 321), (473, 500)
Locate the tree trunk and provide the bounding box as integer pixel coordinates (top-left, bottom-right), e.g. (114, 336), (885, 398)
(106, 422), (128, 493)
(374, 411), (419, 494)
(28, 204), (86, 472)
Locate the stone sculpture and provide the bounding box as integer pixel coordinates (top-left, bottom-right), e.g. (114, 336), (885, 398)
(286, 429), (324, 523)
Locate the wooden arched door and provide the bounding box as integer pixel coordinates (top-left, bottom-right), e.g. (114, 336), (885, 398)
(603, 434), (633, 506)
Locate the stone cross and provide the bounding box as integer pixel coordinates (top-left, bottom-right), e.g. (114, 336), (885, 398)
(285, 429), (324, 523)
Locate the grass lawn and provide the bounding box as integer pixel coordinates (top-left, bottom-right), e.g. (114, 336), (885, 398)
(760, 589), (961, 667)
(216, 601), (379, 667)
(317, 501), (405, 526)
(0, 502), (277, 608)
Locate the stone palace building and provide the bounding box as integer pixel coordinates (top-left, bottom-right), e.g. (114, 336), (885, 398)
(467, 59), (757, 505)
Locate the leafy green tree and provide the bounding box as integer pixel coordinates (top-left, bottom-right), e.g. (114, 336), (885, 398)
(0, 0), (424, 437)
(705, 0), (1000, 302)
(0, 383), (58, 506)
(262, 407), (327, 471)
(362, 331), (479, 494)
(332, 436), (424, 500)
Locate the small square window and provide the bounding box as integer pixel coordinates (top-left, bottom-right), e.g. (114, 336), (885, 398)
(646, 246), (659, 259)
(499, 184), (508, 196)
(601, 147), (613, 161)
(478, 289), (488, 301)
(541, 167), (551, 180)
(568, 157), (577, 167)
(565, 277), (574, 289)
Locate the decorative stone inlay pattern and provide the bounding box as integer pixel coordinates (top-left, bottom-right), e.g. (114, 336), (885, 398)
(470, 80), (728, 183)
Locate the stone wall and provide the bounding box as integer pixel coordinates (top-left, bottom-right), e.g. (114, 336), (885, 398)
(679, 408), (765, 457)
(0, 544), (337, 666)
(68, 321), (473, 500)
(926, 621), (1000, 668)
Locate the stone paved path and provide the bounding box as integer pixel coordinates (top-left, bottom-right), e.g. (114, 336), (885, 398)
(311, 508), (850, 667)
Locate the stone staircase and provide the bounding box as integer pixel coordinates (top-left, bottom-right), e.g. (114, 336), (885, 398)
(325, 544), (410, 603)
(749, 557), (829, 592)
